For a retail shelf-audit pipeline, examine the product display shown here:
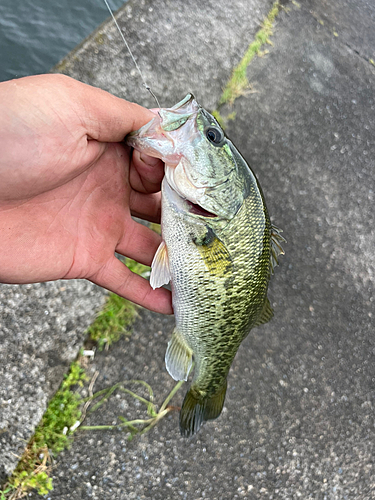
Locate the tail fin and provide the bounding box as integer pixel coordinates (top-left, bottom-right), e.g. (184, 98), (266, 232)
(179, 381), (227, 437)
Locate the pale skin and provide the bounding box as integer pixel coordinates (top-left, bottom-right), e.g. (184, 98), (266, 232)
(0, 74), (172, 314)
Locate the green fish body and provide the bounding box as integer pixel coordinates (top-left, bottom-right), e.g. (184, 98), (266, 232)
(126, 95), (284, 437)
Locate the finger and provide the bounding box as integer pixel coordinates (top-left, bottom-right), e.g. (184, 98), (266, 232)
(90, 255), (173, 314)
(81, 138), (108, 169)
(130, 149), (165, 193)
(116, 219), (162, 266)
(71, 78), (155, 142)
(129, 190), (161, 224)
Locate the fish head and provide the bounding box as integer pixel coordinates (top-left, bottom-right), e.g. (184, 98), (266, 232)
(126, 94), (250, 220)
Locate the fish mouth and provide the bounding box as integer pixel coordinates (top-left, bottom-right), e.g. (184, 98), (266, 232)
(164, 162), (219, 218)
(185, 200), (217, 218)
(163, 175), (218, 219)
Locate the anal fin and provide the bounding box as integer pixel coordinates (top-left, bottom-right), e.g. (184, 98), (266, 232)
(165, 329), (193, 381)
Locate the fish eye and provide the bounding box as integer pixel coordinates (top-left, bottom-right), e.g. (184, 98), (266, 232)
(205, 126), (224, 146)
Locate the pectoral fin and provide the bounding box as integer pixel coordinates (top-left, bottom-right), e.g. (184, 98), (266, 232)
(150, 240), (171, 289)
(165, 329), (193, 381)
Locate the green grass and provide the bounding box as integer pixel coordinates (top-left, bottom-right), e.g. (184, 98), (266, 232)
(0, 362), (86, 499)
(0, 357), (186, 499)
(125, 257), (151, 278)
(217, 1), (281, 107)
(212, 109), (226, 128)
(87, 258), (150, 350)
(78, 378), (186, 440)
(34, 362), (86, 453)
(212, 110), (237, 130)
(87, 292), (138, 350)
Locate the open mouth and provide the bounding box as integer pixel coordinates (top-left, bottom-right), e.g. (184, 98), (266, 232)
(186, 200), (217, 218)
(163, 166), (218, 218)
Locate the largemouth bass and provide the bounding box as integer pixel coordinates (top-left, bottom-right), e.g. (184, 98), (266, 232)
(126, 94), (284, 437)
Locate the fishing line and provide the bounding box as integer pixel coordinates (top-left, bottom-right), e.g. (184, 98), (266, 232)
(102, 0), (161, 108)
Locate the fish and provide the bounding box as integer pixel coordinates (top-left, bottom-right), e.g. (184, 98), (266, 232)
(126, 94), (285, 437)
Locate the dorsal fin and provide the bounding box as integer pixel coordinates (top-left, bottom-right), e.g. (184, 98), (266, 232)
(254, 296), (274, 327)
(270, 224), (286, 274)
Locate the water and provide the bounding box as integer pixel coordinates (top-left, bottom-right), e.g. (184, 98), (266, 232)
(0, 0), (126, 82)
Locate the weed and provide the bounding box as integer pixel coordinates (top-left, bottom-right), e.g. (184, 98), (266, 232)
(212, 109), (226, 129)
(0, 362), (85, 499)
(219, 1), (280, 107)
(87, 258), (150, 350)
(78, 378), (185, 439)
(125, 257), (150, 279)
(88, 293), (137, 350)
(0, 487), (13, 500)
(34, 362), (86, 453)
(212, 110), (237, 129)
(149, 222), (161, 235)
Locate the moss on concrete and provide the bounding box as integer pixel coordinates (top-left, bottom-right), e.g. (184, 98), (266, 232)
(218, 1), (281, 107)
(87, 293), (137, 351)
(0, 362), (86, 498)
(87, 258), (150, 350)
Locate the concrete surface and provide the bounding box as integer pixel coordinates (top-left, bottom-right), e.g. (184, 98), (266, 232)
(53, 0), (275, 109)
(0, 281), (107, 483)
(2, 0), (375, 498)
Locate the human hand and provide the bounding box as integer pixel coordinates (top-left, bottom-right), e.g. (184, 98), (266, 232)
(0, 74), (172, 314)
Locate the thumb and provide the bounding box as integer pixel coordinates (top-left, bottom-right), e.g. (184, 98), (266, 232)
(74, 80), (154, 142)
